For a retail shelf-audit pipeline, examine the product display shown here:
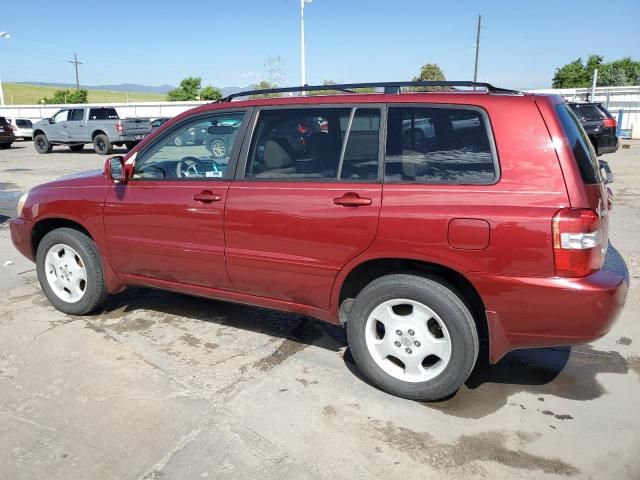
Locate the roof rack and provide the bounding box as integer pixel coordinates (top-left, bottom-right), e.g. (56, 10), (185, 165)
(218, 81), (520, 102)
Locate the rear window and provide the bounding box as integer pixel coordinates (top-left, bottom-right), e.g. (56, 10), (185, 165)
(88, 108), (119, 120)
(573, 104), (604, 121)
(0, 117), (8, 126)
(16, 119), (32, 128)
(384, 106), (497, 184)
(556, 104), (600, 184)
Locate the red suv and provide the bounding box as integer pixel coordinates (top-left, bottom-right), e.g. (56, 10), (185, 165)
(10, 82), (629, 401)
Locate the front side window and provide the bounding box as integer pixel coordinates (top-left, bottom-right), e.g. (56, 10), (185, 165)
(245, 107), (380, 181)
(134, 111), (245, 180)
(385, 106), (496, 184)
(52, 110), (69, 123)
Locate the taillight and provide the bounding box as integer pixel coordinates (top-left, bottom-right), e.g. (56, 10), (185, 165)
(552, 208), (603, 277)
(115, 122), (123, 134)
(297, 123), (310, 134)
(602, 118), (616, 129)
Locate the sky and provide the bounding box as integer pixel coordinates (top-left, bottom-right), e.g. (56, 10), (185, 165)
(1, 0), (639, 90)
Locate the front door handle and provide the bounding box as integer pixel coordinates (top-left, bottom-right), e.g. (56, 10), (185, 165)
(333, 192), (373, 207)
(193, 190), (223, 203)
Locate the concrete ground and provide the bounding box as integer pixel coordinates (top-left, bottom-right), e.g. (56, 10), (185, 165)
(0, 139), (639, 480)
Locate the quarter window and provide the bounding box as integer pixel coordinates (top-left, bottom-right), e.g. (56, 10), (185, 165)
(134, 112), (245, 180)
(385, 106), (497, 184)
(245, 107), (380, 181)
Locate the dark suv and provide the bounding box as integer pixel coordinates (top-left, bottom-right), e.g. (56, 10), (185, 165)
(568, 102), (618, 156)
(10, 82), (629, 401)
(0, 116), (16, 149)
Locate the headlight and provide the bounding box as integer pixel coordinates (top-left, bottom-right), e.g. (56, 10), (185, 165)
(17, 192), (28, 217)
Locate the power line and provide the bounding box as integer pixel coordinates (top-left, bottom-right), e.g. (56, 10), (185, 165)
(68, 53), (82, 90)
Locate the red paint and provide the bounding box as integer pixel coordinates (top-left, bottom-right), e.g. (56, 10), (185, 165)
(10, 91), (628, 364)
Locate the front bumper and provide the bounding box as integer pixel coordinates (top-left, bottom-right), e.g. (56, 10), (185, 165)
(471, 245), (629, 363)
(10, 217), (34, 262)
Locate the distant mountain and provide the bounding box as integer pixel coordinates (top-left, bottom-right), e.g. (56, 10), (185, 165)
(16, 81), (175, 94)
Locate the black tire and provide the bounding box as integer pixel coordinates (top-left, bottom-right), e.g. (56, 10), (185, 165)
(34, 134), (53, 154)
(346, 274), (479, 401)
(36, 228), (108, 315)
(93, 134), (112, 155)
(0, 143), (11, 149)
(69, 144), (85, 152)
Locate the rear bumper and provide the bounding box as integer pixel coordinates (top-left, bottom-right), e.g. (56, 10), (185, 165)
(471, 245), (629, 363)
(117, 134), (147, 142)
(10, 217), (34, 261)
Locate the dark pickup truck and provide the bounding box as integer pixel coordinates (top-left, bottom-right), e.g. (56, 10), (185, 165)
(568, 102), (618, 156)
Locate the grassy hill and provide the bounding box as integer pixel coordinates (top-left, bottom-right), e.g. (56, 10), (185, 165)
(1, 82), (167, 104)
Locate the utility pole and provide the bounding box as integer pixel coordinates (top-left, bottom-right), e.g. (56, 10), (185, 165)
(68, 53), (82, 90)
(0, 31), (10, 106)
(264, 55), (284, 87)
(300, 0), (312, 92)
(473, 15), (481, 83)
(590, 68), (598, 102)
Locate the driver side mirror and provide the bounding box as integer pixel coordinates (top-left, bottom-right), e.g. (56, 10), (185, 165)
(599, 160), (614, 184)
(105, 156), (128, 183)
(43, 118), (52, 124)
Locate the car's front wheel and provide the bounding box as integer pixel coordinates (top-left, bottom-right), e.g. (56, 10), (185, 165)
(36, 228), (108, 315)
(346, 274), (479, 401)
(34, 134), (53, 154)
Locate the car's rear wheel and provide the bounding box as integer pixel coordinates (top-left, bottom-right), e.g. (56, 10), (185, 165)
(208, 139), (227, 159)
(0, 143), (11, 149)
(346, 274), (478, 401)
(93, 134), (112, 155)
(69, 144), (85, 152)
(36, 228), (108, 315)
(34, 134), (53, 154)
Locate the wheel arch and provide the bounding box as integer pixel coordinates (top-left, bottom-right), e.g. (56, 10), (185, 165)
(333, 257), (489, 350)
(33, 129), (46, 138)
(91, 130), (107, 140)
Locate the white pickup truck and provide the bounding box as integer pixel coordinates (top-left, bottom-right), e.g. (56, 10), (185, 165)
(32, 107), (152, 155)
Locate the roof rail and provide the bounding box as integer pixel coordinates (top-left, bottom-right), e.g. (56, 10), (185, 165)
(218, 81), (520, 102)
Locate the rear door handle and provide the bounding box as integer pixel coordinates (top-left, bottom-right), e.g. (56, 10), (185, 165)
(333, 192), (372, 207)
(193, 190), (223, 203)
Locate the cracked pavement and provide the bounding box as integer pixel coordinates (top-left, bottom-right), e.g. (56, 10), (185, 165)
(1, 141), (639, 479)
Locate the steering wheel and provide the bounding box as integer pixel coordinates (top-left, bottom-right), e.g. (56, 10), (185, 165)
(176, 156), (205, 178)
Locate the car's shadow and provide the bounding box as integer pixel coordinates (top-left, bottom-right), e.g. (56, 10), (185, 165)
(96, 287), (630, 418)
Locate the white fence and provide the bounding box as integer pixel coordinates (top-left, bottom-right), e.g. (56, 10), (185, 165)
(1, 86), (639, 138)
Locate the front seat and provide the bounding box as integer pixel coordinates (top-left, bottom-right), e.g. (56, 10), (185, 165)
(254, 138), (296, 178)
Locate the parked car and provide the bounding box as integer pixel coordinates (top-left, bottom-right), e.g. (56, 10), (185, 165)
(150, 117), (172, 130)
(10, 82), (629, 401)
(567, 102), (618, 156)
(7, 118), (34, 140)
(32, 107), (152, 155)
(205, 118), (242, 159)
(0, 116), (16, 149)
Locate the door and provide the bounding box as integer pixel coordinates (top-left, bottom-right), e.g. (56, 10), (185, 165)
(224, 106), (383, 310)
(66, 108), (87, 141)
(103, 109), (249, 289)
(48, 109), (70, 141)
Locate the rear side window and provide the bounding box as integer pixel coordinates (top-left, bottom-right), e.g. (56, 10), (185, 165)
(385, 106), (497, 184)
(245, 107), (380, 181)
(556, 104), (600, 184)
(89, 108), (119, 120)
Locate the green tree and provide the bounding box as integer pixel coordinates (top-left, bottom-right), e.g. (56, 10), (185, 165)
(308, 79), (339, 96)
(410, 64), (447, 91)
(200, 85), (222, 101)
(250, 80), (281, 99)
(43, 89), (88, 104)
(552, 56), (640, 88)
(167, 76), (202, 100)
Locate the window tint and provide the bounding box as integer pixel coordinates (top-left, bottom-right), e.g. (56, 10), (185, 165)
(70, 109), (84, 121)
(16, 119), (32, 128)
(88, 108), (119, 120)
(575, 104), (604, 121)
(246, 107), (380, 181)
(556, 104), (600, 184)
(134, 111), (245, 180)
(385, 106), (496, 184)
